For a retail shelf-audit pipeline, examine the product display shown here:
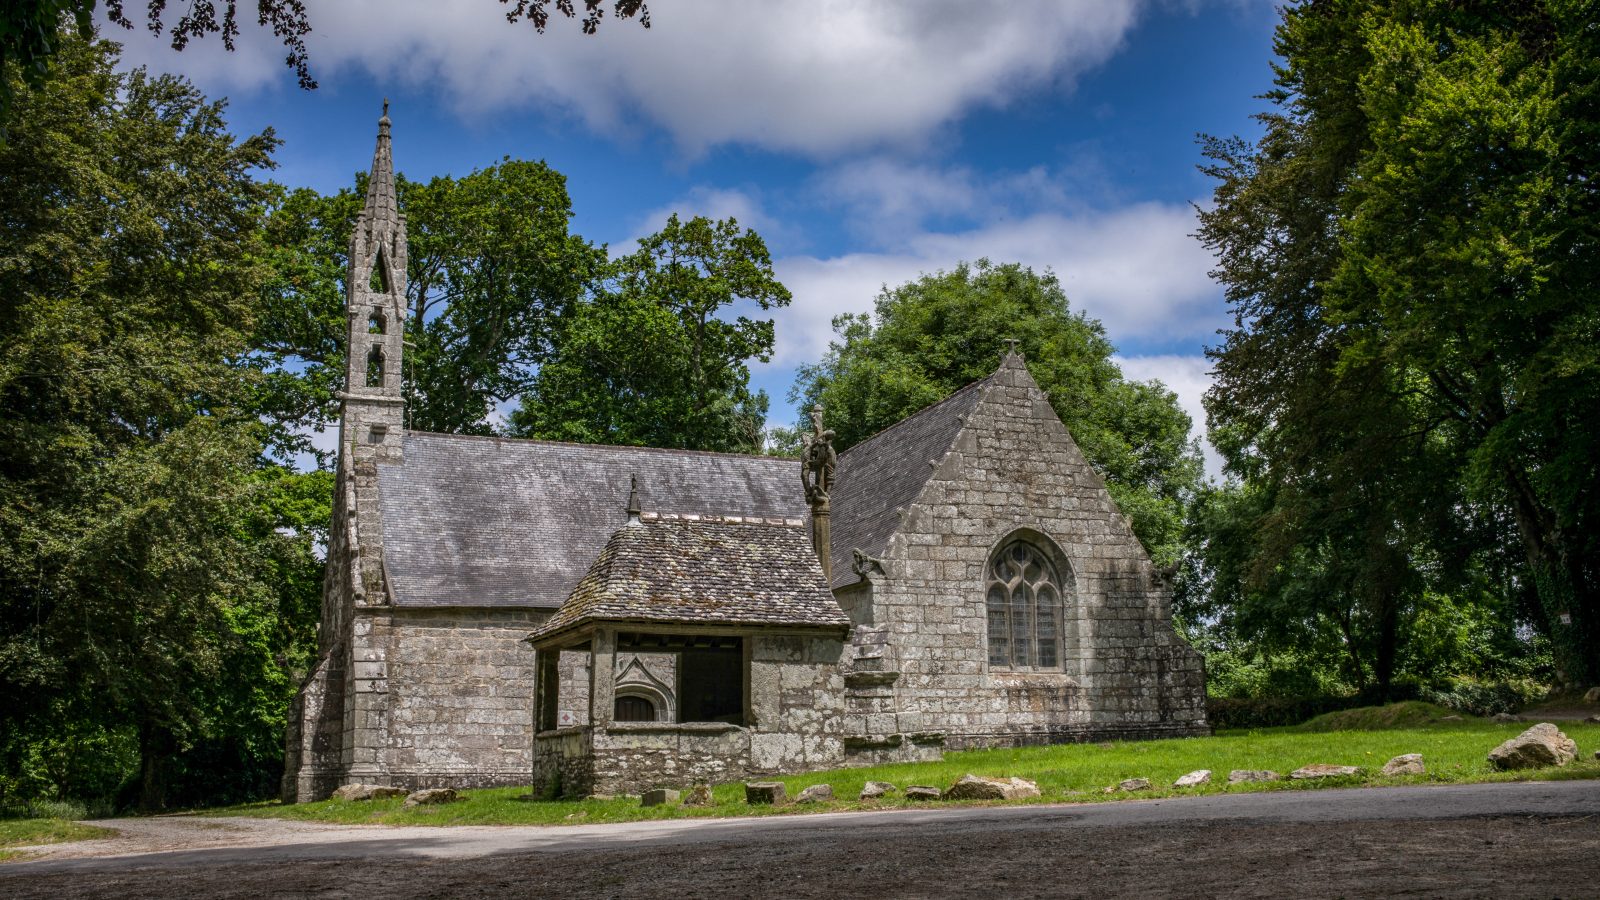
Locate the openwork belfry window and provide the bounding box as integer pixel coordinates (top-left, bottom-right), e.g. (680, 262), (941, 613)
(986, 538), (1066, 669)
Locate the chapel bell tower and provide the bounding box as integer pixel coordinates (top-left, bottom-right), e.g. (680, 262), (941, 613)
(341, 101), (408, 462)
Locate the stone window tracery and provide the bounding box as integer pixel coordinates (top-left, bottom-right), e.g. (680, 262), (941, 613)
(986, 538), (1066, 670)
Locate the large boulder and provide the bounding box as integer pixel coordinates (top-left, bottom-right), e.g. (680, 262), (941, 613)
(1381, 754), (1426, 777)
(944, 774), (1041, 801)
(1583, 687), (1600, 703)
(1173, 770), (1212, 788)
(1289, 764), (1363, 780)
(859, 781), (897, 801)
(744, 782), (788, 805)
(1227, 770), (1279, 784)
(904, 785), (941, 801)
(403, 788), (460, 808)
(795, 784), (834, 804)
(1487, 723), (1578, 771)
(333, 784), (406, 802)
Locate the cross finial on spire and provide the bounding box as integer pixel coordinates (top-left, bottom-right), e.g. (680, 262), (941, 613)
(1002, 338), (1022, 358)
(625, 474), (642, 523)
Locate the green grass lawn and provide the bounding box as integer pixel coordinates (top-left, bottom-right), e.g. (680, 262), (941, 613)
(0, 818), (115, 861)
(217, 705), (1600, 828)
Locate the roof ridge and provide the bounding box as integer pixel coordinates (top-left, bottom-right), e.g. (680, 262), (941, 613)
(639, 511), (807, 527)
(403, 430), (797, 464)
(838, 372), (992, 460)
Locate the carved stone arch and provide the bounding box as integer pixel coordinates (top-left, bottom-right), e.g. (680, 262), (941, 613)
(615, 656), (676, 723)
(368, 246), (392, 294)
(982, 528), (1076, 672)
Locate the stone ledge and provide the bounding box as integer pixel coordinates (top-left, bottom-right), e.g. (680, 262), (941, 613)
(603, 722), (746, 735)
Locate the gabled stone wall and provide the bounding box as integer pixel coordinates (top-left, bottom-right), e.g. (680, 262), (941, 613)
(844, 355), (1206, 748)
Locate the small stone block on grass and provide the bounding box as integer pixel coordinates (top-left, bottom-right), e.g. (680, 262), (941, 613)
(1289, 765), (1363, 780)
(944, 774), (1040, 801)
(745, 782), (788, 805)
(796, 784), (834, 804)
(859, 781), (897, 801)
(1584, 686), (1600, 703)
(681, 784), (714, 806)
(641, 789), (679, 807)
(1173, 770), (1211, 788)
(1117, 778), (1152, 792)
(1227, 770), (1279, 784)
(904, 786), (941, 801)
(332, 784), (407, 801)
(1381, 754), (1425, 777)
(403, 788), (460, 808)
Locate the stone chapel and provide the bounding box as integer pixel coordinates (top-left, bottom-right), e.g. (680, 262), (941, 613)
(282, 110), (1208, 802)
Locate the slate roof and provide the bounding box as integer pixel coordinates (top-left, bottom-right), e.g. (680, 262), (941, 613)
(828, 375), (990, 587)
(377, 433), (805, 608)
(531, 513), (849, 643)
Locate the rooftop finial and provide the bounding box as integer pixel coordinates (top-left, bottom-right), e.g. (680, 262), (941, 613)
(625, 474), (642, 524)
(379, 98), (391, 130)
(1002, 338), (1022, 360)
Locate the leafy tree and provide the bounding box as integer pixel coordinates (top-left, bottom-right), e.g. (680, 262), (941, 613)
(511, 214), (791, 454)
(256, 158), (605, 455)
(0, 32), (303, 809)
(1197, 0), (1597, 686)
(789, 260), (1203, 567)
(1, 1), (650, 125)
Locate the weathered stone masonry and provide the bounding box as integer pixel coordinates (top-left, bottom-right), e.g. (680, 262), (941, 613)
(285, 109), (1206, 802)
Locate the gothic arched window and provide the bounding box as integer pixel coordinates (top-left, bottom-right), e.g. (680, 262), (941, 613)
(614, 694), (658, 722)
(986, 538), (1067, 670)
(367, 309), (386, 334)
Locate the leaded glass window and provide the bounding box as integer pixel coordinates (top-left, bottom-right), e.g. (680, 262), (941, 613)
(985, 539), (1067, 669)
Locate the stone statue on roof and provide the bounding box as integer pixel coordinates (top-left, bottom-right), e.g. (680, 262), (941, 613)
(800, 403), (836, 505)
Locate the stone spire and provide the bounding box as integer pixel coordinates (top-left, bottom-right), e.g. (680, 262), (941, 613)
(341, 100), (409, 463)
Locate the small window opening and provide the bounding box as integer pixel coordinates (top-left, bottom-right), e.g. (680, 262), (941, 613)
(614, 695), (656, 722)
(367, 309), (386, 334)
(367, 425), (387, 445)
(368, 250), (390, 293)
(366, 344), (385, 388)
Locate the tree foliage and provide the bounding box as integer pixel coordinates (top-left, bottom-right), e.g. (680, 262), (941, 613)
(0, 1), (650, 126)
(1195, 0), (1598, 690)
(789, 260), (1204, 567)
(0, 33), (315, 809)
(256, 159), (605, 455)
(511, 214), (791, 454)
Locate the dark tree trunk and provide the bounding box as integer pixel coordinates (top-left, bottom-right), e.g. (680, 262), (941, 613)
(1373, 591), (1398, 704)
(137, 723), (171, 812)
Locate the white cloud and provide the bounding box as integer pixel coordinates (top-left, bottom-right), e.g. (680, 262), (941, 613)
(107, 0), (1146, 157)
(619, 187), (782, 249)
(766, 202), (1223, 368)
(1114, 353), (1223, 478)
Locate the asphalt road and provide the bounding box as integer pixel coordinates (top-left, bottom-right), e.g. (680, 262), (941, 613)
(6, 779), (1600, 898)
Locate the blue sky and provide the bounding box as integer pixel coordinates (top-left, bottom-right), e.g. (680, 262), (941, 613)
(108, 1), (1282, 474)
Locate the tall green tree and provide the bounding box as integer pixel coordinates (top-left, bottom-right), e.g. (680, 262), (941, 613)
(256, 158), (605, 455)
(1198, 0), (1598, 685)
(511, 213), (791, 454)
(0, 32), (305, 808)
(789, 260), (1203, 567)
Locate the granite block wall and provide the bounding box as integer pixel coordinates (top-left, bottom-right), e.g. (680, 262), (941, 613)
(844, 356), (1207, 748)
